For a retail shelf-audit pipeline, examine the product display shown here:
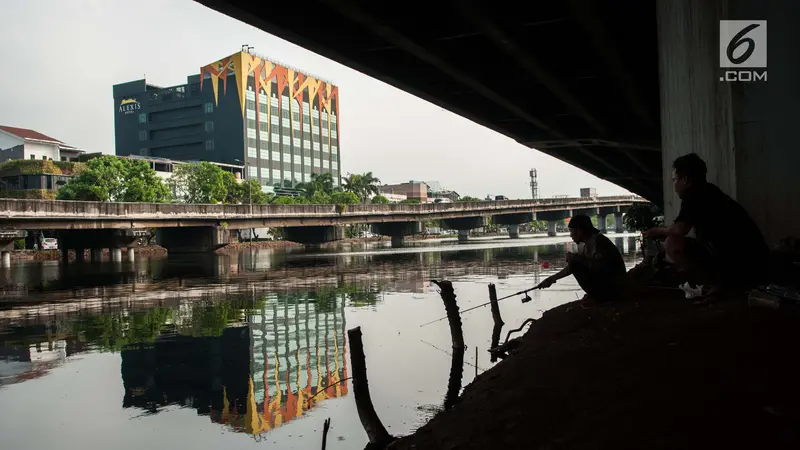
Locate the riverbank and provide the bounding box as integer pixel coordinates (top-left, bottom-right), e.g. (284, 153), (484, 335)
(389, 288), (800, 449)
(10, 246), (167, 261)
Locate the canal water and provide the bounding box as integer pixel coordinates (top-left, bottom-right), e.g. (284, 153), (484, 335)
(0, 234), (639, 450)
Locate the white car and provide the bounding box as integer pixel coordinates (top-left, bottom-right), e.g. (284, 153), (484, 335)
(40, 238), (58, 250)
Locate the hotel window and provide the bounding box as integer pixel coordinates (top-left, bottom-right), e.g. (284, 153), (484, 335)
(292, 111), (300, 122)
(205, 121), (214, 132)
(246, 90), (255, 101)
(272, 151), (281, 161)
(138, 113), (147, 123)
(139, 130), (148, 141)
(303, 156), (311, 167)
(332, 153), (338, 162)
(293, 154), (302, 165)
(248, 138), (257, 148)
(260, 122), (268, 132)
(294, 172), (302, 183)
(272, 169), (281, 181)
(30, 154), (36, 160)
(248, 166), (257, 178)
(260, 149), (268, 160)
(331, 130), (337, 139)
(313, 158), (320, 167)
(246, 109), (256, 120)
(323, 159), (329, 169)
(261, 167), (269, 178)
(271, 124), (280, 134)
(271, 133), (279, 143)
(246, 100), (256, 110)
(204, 102), (213, 113)
(247, 119), (256, 130)
(205, 139), (214, 151)
(247, 148), (257, 158)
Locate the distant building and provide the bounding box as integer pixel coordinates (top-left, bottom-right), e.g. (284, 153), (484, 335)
(0, 126), (85, 163)
(380, 181), (428, 202)
(113, 49), (341, 190)
(580, 187), (597, 198)
(430, 189), (460, 202)
(425, 180), (442, 192)
(380, 192), (407, 203)
(0, 160), (84, 199)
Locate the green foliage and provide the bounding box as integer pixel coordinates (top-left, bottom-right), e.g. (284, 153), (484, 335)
(168, 162), (228, 203)
(57, 156), (168, 202)
(227, 178), (272, 204)
(370, 195), (390, 204)
(73, 308), (174, 352)
(0, 159), (86, 176)
(342, 172), (381, 203)
(14, 239), (26, 249)
(0, 189), (57, 200)
(399, 199), (420, 204)
(272, 195), (302, 205)
(297, 172), (336, 200)
(458, 196), (482, 202)
(330, 191), (360, 205)
(623, 203), (664, 231)
(529, 220), (548, 232)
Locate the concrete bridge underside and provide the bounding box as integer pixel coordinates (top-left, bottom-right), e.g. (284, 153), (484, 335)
(194, 0), (800, 246)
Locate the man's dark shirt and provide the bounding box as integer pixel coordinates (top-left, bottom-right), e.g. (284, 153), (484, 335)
(675, 182), (769, 261)
(573, 232), (626, 277)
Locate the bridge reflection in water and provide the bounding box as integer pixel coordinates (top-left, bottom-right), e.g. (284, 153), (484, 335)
(120, 292), (348, 436)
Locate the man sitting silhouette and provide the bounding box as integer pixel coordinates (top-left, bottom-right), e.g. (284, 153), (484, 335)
(536, 215), (627, 305)
(643, 153), (769, 297)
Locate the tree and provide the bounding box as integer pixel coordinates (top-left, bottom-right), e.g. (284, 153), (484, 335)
(226, 178), (272, 204)
(273, 195), (302, 205)
(399, 199), (420, 204)
(371, 195), (389, 204)
(57, 156), (168, 202)
(342, 172), (381, 203)
(458, 196), (482, 202)
(330, 191), (360, 205)
(168, 162), (229, 203)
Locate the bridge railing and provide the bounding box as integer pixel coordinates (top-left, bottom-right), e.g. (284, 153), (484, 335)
(0, 196), (646, 219)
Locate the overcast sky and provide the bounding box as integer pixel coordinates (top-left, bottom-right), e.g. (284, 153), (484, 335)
(1, 0), (630, 199)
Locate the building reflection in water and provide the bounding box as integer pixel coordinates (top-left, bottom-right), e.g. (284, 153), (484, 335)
(119, 292), (348, 437)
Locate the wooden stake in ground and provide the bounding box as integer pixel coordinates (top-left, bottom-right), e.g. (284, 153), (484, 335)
(488, 283), (505, 326)
(321, 418), (331, 450)
(432, 280), (466, 410)
(347, 326), (394, 448)
(490, 322), (504, 362)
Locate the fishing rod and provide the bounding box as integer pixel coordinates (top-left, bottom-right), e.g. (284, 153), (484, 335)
(419, 284), (545, 328)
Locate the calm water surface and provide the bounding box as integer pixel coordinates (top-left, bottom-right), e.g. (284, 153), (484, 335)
(0, 234), (639, 449)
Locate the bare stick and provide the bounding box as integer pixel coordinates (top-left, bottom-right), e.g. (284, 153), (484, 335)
(488, 283), (504, 326)
(321, 418), (331, 450)
(347, 327), (394, 448)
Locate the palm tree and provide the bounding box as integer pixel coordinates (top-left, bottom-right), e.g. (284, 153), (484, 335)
(342, 173), (362, 197)
(360, 171), (381, 202)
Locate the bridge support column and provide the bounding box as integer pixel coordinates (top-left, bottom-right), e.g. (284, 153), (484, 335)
(391, 235), (405, 248)
(547, 221), (557, 237)
(157, 226), (230, 253)
(508, 224), (520, 239)
(91, 248), (104, 262)
(1, 251), (10, 267)
(615, 213), (624, 233)
(371, 222), (421, 248)
(458, 230), (469, 243)
(597, 214), (608, 233)
(442, 216), (486, 244)
(60, 248), (69, 264)
(127, 248), (135, 261)
(283, 226), (344, 246)
(75, 248), (86, 263)
(112, 248), (122, 262)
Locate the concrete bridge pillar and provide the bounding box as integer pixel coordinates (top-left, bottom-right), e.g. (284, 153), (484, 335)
(615, 213), (624, 233)
(75, 248), (86, 263)
(157, 226), (231, 253)
(597, 214), (608, 233)
(127, 248), (135, 261)
(60, 248), (69, 264)
(458, 229), (470, 243)
(1, 251), (10, 267)
(391, 235), (405, 248)
(508, 224), (520, 239)
(283, 226), (344, 246)
(91, 248), (104, 262)
(112, 248), (123, 262)
(371, 222), (422, 248)
(547, 221), (557, 237)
